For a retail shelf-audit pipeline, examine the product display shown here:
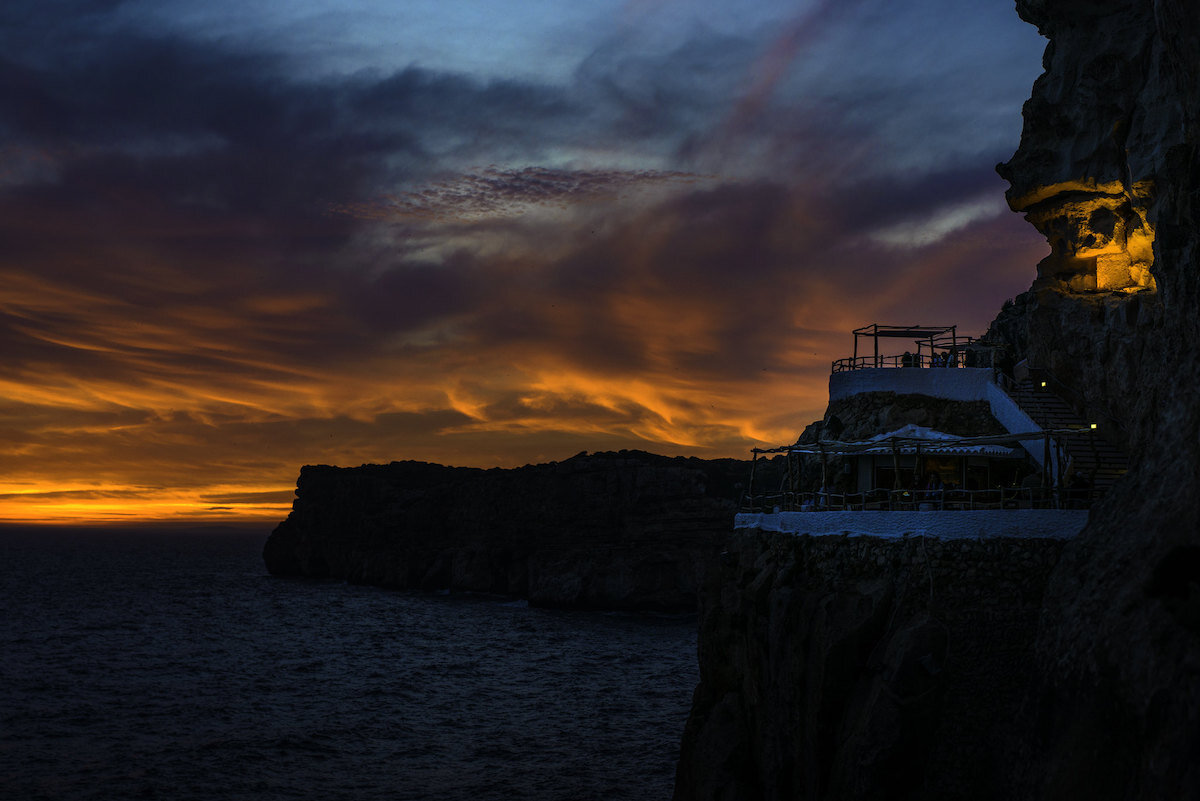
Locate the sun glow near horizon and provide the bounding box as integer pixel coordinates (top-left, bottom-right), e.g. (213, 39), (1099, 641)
(0, 481), (297, 525)
(0, 363), (832, 523)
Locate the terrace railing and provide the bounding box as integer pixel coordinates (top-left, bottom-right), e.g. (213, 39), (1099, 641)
(740, 485), (1105, 513)
(831, 349), (997, 373)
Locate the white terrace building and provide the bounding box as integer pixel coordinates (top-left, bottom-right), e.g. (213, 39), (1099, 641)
(737, 324), (1128, 541)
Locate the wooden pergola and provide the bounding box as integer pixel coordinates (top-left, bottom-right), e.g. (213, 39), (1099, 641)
(851, 324), (959, 367)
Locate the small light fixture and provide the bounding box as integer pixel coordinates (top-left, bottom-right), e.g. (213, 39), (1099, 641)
(1090, 423), (1098, 429)
(1040, 381), (1047, 388)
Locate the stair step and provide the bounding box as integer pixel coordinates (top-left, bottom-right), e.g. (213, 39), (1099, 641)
(1006, 380), (1129, 479)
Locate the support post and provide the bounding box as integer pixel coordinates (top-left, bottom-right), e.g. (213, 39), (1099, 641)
(1055, 440), (1066, 507)
(1042, 434), (1052, 492)
(820, 443), (828, 493)
(916, 443), (923, 504)
(892, 440), (901, 489)
(786, 451), (795, 511)
(748, 450), (757, 510)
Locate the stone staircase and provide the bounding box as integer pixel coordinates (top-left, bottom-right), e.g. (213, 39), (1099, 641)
(1006, 380), (1129, 490)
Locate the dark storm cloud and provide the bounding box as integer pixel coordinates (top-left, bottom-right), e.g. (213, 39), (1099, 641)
(571, 26), (754, 143)
(0, 6), (1029, 384)
(438, 168), (1035, 379)
(0, 17), (602, 226)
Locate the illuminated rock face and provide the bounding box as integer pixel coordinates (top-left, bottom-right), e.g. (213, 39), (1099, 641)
(996, 0), (1185, 294)
(989, 0), (1198, 439)
(1016, 179), (1156, 292)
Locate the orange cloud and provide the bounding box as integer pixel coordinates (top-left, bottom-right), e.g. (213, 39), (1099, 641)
(0, 163), (1041, 524)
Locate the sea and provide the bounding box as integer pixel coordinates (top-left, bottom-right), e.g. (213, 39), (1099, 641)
(0, 526), (699, 801)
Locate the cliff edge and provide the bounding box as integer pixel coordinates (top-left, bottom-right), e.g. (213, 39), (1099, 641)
(995, 1), (1200, 796)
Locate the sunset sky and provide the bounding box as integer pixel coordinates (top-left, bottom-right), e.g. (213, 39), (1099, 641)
(1, 0), (1049, 523)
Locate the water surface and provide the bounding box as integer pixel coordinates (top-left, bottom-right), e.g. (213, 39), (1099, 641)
(1, 527), (697, 800)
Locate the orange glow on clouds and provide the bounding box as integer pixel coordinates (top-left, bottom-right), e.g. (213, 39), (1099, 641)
(0, 482), (294, 525)
(0, 0), (1053, 526)
(0, 166), (1045, 525)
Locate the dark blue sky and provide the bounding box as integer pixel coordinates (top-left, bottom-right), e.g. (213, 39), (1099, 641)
(0, 0), (1049, 521)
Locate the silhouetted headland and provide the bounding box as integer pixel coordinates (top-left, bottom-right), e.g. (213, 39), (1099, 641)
(264, 451), (779, 612)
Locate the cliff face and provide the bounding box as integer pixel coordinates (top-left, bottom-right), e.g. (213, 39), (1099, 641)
(674, 532), (1065, 801)
(676, 1), (1200, 798)
(263, 451), (756, 612)
(992, 1), (1200, 796)
(988, 0), (1199, 458)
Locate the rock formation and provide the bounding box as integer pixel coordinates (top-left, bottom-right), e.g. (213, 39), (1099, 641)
(674, 532), (1065, 801)
(263, 451), (777, 612)
(990, 1), (1200, 796)
(675, 1), (1200, 798)
(986, 0), (1198, 454)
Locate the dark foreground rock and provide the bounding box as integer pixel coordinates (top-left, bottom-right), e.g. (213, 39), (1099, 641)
(990, 1), (1200, 797)
(674, 530), (1064, 801)
(263, 450), (771, 612)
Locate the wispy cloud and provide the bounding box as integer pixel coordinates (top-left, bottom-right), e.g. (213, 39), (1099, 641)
(333, 166), (706, 221)
(869, 195), (1008, 249)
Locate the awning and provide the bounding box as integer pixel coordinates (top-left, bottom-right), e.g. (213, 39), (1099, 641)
(858, 424), (1024, 458)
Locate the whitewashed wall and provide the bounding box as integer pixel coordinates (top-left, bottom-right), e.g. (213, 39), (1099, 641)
(828, 367), (996, 403)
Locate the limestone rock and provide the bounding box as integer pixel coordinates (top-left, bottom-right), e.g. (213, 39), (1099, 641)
(673, 532), (1064, 801)
(992, 2), (1200, 795)
(996, 0), (1185, 294)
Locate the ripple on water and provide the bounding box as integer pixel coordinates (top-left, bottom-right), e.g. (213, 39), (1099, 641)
(1, 528), (698, 801)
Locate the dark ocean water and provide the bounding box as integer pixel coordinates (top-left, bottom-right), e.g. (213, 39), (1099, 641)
(0, 527), (698, 801)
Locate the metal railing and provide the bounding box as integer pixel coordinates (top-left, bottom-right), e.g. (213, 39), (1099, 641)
(831, 350), (997, 373)
(741, 486), (1105, 513)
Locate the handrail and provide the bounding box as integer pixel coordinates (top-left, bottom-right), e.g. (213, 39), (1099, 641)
(741, 485), (1104, 513)
(831, 349), (997, 373)
(1024, 364), (1127, 436)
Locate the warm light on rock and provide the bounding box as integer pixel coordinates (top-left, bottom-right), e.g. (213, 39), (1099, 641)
(1010, 179), (1157, 293)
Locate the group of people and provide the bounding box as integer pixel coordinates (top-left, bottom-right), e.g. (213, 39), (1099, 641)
(900, 350), (956, 368)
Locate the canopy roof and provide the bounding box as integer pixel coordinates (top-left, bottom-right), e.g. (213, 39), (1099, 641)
(859, 425), (1024, 457)
(851, 324), (957, 339)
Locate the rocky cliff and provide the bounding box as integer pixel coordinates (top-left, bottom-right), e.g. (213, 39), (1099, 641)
(987, 0), (1198, 457)
(675, 1), (1200, 798)
(263, 451), (773, 612)
(675, 532), (1065, 801)
(991, 1), (1200, 796)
